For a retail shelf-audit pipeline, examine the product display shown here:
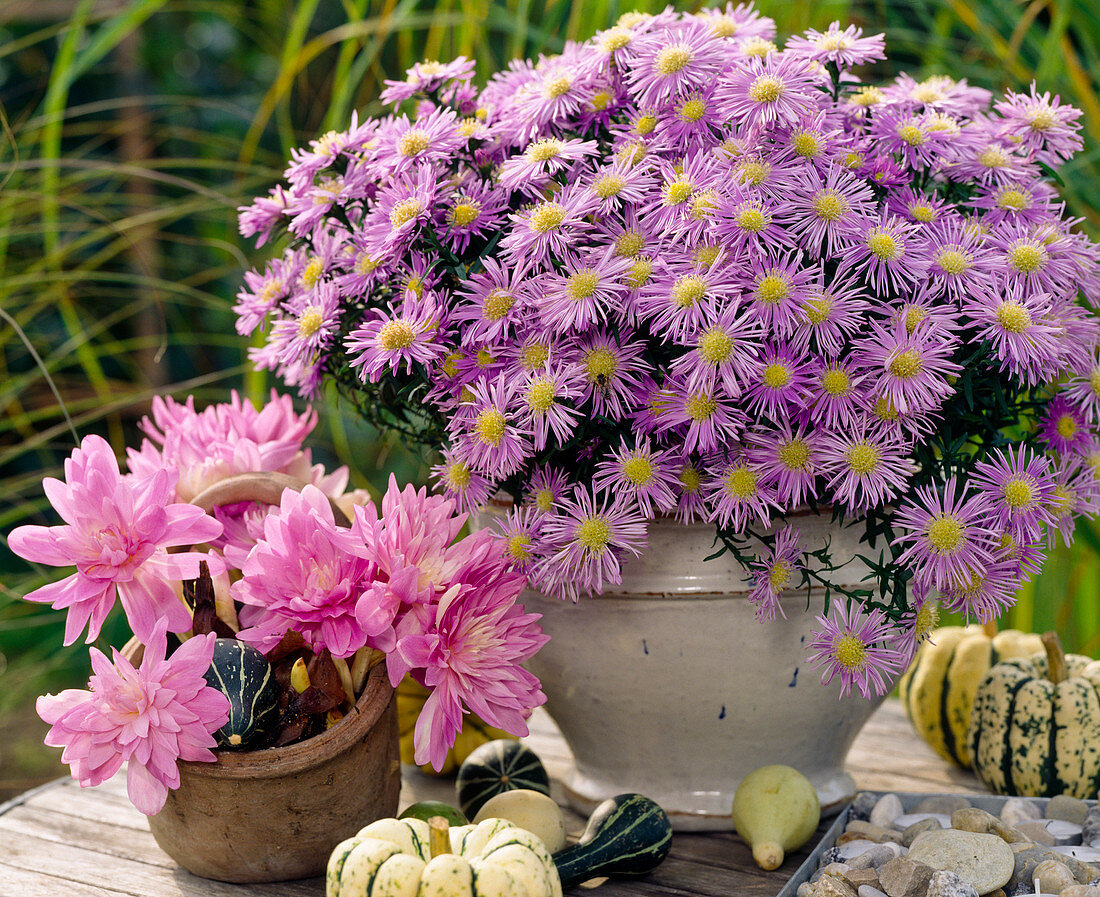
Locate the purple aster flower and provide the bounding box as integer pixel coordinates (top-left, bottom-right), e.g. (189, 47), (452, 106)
(971, 180), (1060, 228)
(970, 445), (1057, 542)
(584, 159), (655, 214)
(1064, 353), (1100, 424)
(885, 185), (954, 228)
(571, 327), (653, 421)
(921, 216), (996, 302)
(704, 455), (778, 533)
(592, 438), (679, 518)
(437, 179), (509, 254)
(743, 252), (819, 338)
(792, 274), (869, 355)
(784, 22), (885, 68)
(744, 343), (813, 421)
(234, 258), (295, 336)
(669, 303), (764, 397)
(450, 372), (533, 478)
(712, 184), (792, 257)
(283, 112), (376, 188)
(938, 555), (1023, 624)
(819, 419), (915, 511)
(746, 420), (823, 508)
(658, 378), (748, 454)
(490, 505), (546, 575)
(497, 136), (600, 196)
(373, 107), (462, 176)
(538, 247), (632, 333)
(806, 354), (868, 430)
(499, 184), (598, 269)
(745, 524), (805, 622)
(380, 56), (476, 106)
(892, 477), (997, 593)
(452, 257), (531, 348)
(962, 282), (1065, 388)
(987, 220), (1076, 296)
(1040, 395), (1095, 457)
(716, 51), (820, 131)
(522, 362), (584, 450)
(882, 73), (992, 118)
(346, 291), (446, 383)
(627, 18), (729, 108)
(840, 213), (928, 296)
(522, 465), (571, 516)
(1048, 458), (1100, 546)
(644, 152), (721, 234)
(430, 448), (494, 516)
(635, 252), (741, 339)
(857, 317), (961, 416)
(699, 3), (776, 42)
(535, 486), (648, 600)
(652, 88), (724, 154)
(806, 598), (909, 699)
(265, 281), (342, 371)
(238, 184), (291, 247)
(944, 127), (1034, 187)
(993, 82), (1084, 166)
(363, 163), (439, 252)
(780, 165), (875, 259)
(673, 458), (708, 523)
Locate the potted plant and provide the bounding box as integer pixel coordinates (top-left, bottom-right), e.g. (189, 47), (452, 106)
(8, 392), (549, 880)
(232, 6), (1100, 826)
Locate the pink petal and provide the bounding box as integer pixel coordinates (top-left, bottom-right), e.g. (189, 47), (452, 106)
(6, 524), (67, 565)
(126, 760), (170, 816)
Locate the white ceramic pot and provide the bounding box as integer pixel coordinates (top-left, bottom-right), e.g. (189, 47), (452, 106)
(480, 507), (887, 831)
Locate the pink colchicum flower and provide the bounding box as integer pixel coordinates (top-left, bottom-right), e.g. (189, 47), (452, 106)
(36, 623), (229, 816)
(8, 435), (222, 645)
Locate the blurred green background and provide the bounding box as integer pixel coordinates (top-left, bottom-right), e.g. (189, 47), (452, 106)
(1, 0), (1098, 800)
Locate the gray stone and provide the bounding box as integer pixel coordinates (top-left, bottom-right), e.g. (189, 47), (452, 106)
(1015, 819), (1057, 846)
(1031, 858), (1077, 893)
(870, 794), (906, 830)
(901, 818), (942, 847)
(834, 840), (875, 862)
(914, 796), (973, 815)
(1055, 846), (1100, 862)
(841, 868), (881, 891)
(850, 844), (906, 871)
(951, 807), (1029, 844)
(1081, 807), (1100, 845)
(1010, 844), (1099, 889)
(797, 883), (816, 897)
(894, 813), (953, 830)
(1047, 796), (1090, 826)
(1060, 886), (1100, 897)
(1000, 798), (1044, 827)
(846, 820), (903, 843)
(926, 870), (979, 897)
(1046, 819), (1085, 846)
(857, 888), (888, 897)
(909, 830), (1014, 894)
(850, 792), (880, 822)
(815, 874), (859, 897)
(877, 856), (933, 897)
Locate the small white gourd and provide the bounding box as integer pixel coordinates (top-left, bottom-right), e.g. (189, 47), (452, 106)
(731, 764), (820, 870)
(473, 789), (567, 853)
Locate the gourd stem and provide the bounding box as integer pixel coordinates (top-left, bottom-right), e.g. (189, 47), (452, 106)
(982, 620), (998, 638)
(429, 816), (451, 858)
(1041, 631), (1067, 686)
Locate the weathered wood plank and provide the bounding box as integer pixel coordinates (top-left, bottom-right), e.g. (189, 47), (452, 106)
(0, 806), (173, 868)
(0, 864), (138, 897)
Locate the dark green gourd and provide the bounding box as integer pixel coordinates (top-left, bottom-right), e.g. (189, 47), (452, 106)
(553, 793), (673, 889)
(203, 638), (280, 750)
(456, 740), (550, 818)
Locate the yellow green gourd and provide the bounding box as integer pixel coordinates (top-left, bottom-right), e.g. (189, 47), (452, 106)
(897, 623), (1043, 768)
(731, 765), (820, 871)
(968, 632), (1100, 798)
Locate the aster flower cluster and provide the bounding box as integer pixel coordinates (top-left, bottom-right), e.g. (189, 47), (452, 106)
(10, 393), (548, 809)
(237, 7), (1100, 700)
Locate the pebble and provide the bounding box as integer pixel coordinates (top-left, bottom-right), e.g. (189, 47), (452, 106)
(815, 875), (859, 897)
(893, 813), (953, 830)
(914, 796), (974, 815)
(926, 870), (979, 897)
(870, 794), (905, 830)
(1082, 807), (1100, 845)
(797, 883), (816, 897)
(1000, 798), (1043, 827)
(1048, 796), (1090, 825)
(846, 820), (903, 843)
(835, 840), (877, 861)
(1047, 819), (1085, 845)
(951, 807), (1028, 844)
(857, 888), (889, 897)
(877, 856), (933, 897)
(849, 792), (880, 822)
(849, 844), (906, 871)
(841, 868), (881, 891)
(901, 818), (943, 848)
(1014, 820), (1056, 846)
(1060, 886), (1100, 897)
(1053, 846), (1100, 862)
(908, 830), (1015, 894)
(1031, 858), (1077, 893)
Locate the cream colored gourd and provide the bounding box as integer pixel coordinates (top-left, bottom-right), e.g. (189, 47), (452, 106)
(731, 765), (821, 871)
(473, 790), (566, 853)
(327, 816), (562, 897)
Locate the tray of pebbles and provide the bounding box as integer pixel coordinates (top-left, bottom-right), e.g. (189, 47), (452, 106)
(780, 792), (1100, 897)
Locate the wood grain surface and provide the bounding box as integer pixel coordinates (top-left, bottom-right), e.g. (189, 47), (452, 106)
(0, 699), (982, 897)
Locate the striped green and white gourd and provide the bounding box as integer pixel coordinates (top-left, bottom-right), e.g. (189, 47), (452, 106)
(456, 741), (550, 819)
(203, 638), (280, 750)
(326, 816), (562, 897)
(552, 794), (673, 890)
(967, 632), (1100, 798)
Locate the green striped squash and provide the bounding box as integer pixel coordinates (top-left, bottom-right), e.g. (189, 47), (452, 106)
(552, 794), (672, 890)
(898, 625), (1042, 768)
(456, 741), (550, 819)
(968, 633), (1100, 798)
(203, 638), (281, 750)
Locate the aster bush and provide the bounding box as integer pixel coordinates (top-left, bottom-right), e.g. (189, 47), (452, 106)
(11, 392), (548, 810)
(236, 5), (1100, 698)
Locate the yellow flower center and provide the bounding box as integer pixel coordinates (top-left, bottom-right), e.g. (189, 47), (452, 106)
(873, 396), (898, 422)
(568, 271), (600, 301)
(737, 207), (768, 232)
(584, 347), (618, 381)
(1002, 477), (1035, 509)
(679, 465), (702, 493)
(914, 601), (940, 639)
(301, 256), (324, 289)
(769, 561), (792, 591)
(805, 295), (832, 325)
(545, 76), (572, 98)
(724, 465), (757, 498)
(867, 230), (901, 261)
(355, 253), (379, 275)
(672, 276), (707, 307)
(845, 442), (880, 474)
(898, 124), (925, 146)
(1008, 243), (1045, 274)
(909, 204), (935, 223)
(529, 202), (566, 234)
(507, 534), (533, 560)
(935, 249), (970, 275)
(378, 319), (416, 350)
(1028, 108), (1056, 132)
(679, 98), (707, 122)
(398, 129), (430, 156)
(475, 409), (506, 446)
(443, 461), (471, 490)
(527, 379), (557, 413)
(903, 306), (926, 334)
(476, 348), (495, 367)
(997, 189), (1029, 211)
(996, 301), (1032, 333)
(633, 113), (657, 136)
(448, 203), (481, 227)
(748, 74), (784, 104)
(694, 245), (720, 267)
(622, 456), (655, 485)
(791, 131), (822, 157)
(441, 351), (462, 378)
(927, 515), (963, 552)
(1057, 414), (1077, 439)
(483, 290), (515, 321)
(889, 349), (922, 379)
(698, 329), (733, 364)
(763, 363), (791, 389)
(602, 28), (632, 51)
(822, 369), (851, 396)
(1090, 367), (1100, 399)
(686, 393), (717, 421)
(664, 178), (694, 205)
(690, 190), (718, 220)
(391, 199), (424, 227)
(833, 634), (867, 670)
(655, 44), (693, 75)
(577, 516), (611, 552)
(594, 174), (627, 199)
(742, 37), (777, 58)
(617, 140), (647, 166)
(626, 257), (654, 289)
(778, 439), (810, 470)
(297, 308), (323, 337)
(589, 89), (613, 111)
(757, 274), (789, 304)
(978, 146), (1010, 169)
(535, 487), (555, 512)
(736, 160), (769, 187)
(812, 191), (847, 221)
(851, 86), (884, 106)
(520, 343), (549, 369)
(527, 139), (562, 162)
(614, 230), (645, 257)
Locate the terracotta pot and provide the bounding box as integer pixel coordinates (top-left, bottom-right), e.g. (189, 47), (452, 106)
(474, 505), (887, 831)
(124, 637), (399, 883)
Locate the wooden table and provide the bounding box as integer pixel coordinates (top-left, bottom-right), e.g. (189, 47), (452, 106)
(0, 699), (982, 897)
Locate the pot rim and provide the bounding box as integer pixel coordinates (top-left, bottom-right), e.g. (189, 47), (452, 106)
(123, 637), (394, 780)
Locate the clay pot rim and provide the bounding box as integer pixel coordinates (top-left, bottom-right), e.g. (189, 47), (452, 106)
(123, 638), (394, 781)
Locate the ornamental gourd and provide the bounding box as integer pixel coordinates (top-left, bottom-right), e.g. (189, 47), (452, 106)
(202, 637), (280, 749)
(457, 741), (551, 819)
(327, 816), (561, 897)
(897, 624), (1043, 768)
(968, 632), (1100, 798)
(398, 676), (515, 775)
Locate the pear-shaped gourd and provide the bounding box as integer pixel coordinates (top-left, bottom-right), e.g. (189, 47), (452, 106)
(731, 765), (820, 871)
